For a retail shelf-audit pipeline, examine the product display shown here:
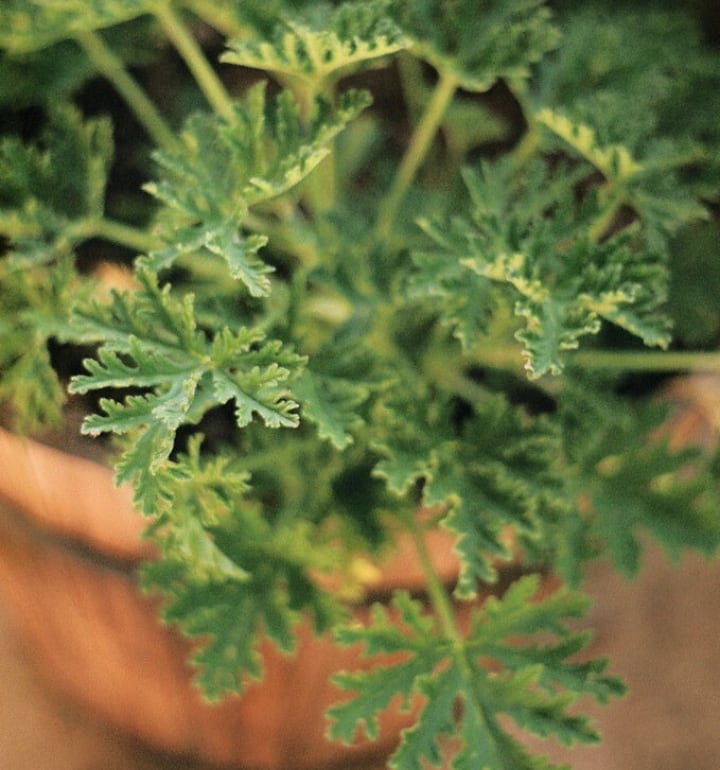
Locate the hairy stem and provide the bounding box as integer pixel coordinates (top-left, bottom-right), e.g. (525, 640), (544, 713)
(376, 70), (458, 238)
(155, 4), (234, 121)
(74, 30), (178, 151)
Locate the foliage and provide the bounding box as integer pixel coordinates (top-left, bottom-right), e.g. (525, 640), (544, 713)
(1, 0), (719, 766)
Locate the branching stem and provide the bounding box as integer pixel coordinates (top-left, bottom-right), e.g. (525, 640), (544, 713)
(74, 30), (179, 151)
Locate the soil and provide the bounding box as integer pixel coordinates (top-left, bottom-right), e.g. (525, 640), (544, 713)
(1, 537), (719, 770)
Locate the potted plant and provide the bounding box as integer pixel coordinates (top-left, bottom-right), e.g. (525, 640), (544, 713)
(1, 1), (719, 768)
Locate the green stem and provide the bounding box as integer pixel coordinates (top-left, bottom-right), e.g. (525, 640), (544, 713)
(74, 30), (178, 151)
(155, 4), (234, 121)
(408, 518), (463, 642)
(511, 126), (540, 170)
(65, 217), (160, 254)
(573, 349), (720, 373)
(90, 218), (161, 254)
(508, 78), (540, 171)
(396, 53), (426, 126)
(469, 344), (720, 375)
(376, 70), (459, 238)
(587, 188), (626, 242)
(407, 514), (497, 747)
(182, 0), (243, 37)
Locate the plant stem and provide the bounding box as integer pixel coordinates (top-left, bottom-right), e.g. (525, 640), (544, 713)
(376, 70), (458, 238)
(469, 344), (720, 375)
(587, 188), (626, 242)
(90, 218), (161, 254)
(507, 79), (540, 171)
(408, 518), (463, 642)
(396, 53), (426, 126)
(182, 0), (243, 37)
(154, 4), (234, 121)
(74, 30), (178, 152)
(407, 515), (496, 744)
(573, 349), (720, 373)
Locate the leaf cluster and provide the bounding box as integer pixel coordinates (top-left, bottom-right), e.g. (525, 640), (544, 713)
(1, 1), (719, 768)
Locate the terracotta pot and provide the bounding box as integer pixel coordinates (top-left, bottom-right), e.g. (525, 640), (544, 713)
(0, 426), (479, 770)
(2, 375), (710, 768)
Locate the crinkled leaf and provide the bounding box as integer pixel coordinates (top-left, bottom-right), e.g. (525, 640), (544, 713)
(294, 337), (379, 449)
(429, 397), (568, 596)
(222, 0), (407, 87)
(416, 158), (671, 378)
(558, 381), (720, 579)
(374, 392), (569, 596)
(142, 83), (371, 292)
(142, 449), (342, 700)
(69, 268), (304, 480)
(0, 105), (113, 263)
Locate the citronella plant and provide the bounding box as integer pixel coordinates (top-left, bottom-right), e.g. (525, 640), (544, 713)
(1, 0), (720, 767)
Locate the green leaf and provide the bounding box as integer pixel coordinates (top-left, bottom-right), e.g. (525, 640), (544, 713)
(536, 109), (641, 183)
(532, 5), (718, 246)
(557, 379), (720, 579)
(222, 0), (407, 87)
(430, 397), (568, 596)
(141, 444), (342, 700)
(69, 268), (304, 477)
(416, 158), (671, 377)
(391, 0), (559, 91)
(374, 392), (569, 596)
(0, 0), (158, 52)
(329, 577), (623, 769)
(142, 83), (371, 292)
(0, 105), (113, 263)
(294, 335), (379, 449)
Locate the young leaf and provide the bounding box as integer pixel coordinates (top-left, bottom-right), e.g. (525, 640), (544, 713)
(142, 83), (371, 292)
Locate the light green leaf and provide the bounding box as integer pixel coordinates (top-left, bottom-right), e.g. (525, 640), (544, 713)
(142, 83), (371, 292)
(222, 0), (407, 87)
(70, 269), (304, 475)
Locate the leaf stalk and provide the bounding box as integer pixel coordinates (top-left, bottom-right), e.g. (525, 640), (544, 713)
(376, 69), (458, 238)
(74, 29), (179, 152)
(154, 4), (235, 121)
